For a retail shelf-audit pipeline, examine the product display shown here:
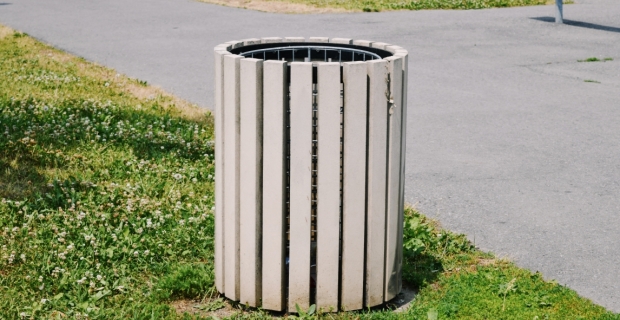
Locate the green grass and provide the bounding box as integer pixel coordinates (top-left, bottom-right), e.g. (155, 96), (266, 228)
(0, 26), (214, 319)
(266, 0), (550, 12)
(578, 57), (614, 62)
(0, 25), (618, 319)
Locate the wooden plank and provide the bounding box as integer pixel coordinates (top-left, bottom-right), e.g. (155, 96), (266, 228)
(340, 61), (368, 311)
(288, 62), (313, 313)
(315, 62), (341, 312)
(284, 37), (305, 42)
(365, 59), (388, 307)
(396, 50), (408, 296)
(309, 37), (329, 43)
(262, 37), (283, 44)
(370, 42), (389, 50)
(330, 38), (352, 44)
(214, 49), (229, 294)
(242, 38), (261, 46)
(352, 40), (372, 47)
(261, 60), (288, 312)
(223, 54), (243, 301)
(384, 56), (403, 302)
(239, 58), (263, 307)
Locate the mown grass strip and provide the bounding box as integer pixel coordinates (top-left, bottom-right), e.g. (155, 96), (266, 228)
(198, 0), (563, 13)
(282, 0), (547, 12)
(0, 25), (617, 319)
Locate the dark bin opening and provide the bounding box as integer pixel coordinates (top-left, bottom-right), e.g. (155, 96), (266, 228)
(230, 42), (393, 63)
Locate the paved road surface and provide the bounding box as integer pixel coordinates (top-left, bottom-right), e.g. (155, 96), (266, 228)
(1, 0), (619, 312)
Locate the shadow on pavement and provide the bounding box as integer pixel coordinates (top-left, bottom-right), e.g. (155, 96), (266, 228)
(531, 16), (620, 33)
(0, 3), (12, 5)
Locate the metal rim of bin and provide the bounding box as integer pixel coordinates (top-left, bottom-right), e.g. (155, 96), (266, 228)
(236, 45), (384, 62)
(213, 37), (408, 313)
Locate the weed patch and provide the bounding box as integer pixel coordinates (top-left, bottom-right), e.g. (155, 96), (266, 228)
(578, 57), (614, 62)
(154, 264), (215, 301)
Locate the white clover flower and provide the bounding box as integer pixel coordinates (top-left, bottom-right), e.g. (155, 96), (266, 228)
(136, 227), (143, 234)
(192, 178), (197, 183)
(178, 219), (185, 226)
(20, 254), (26, 261)
(133, 251), (139, 257)
(144, 250), (150, 256)
(96, 274), (102, 281)
(41, 298), (48, 304)
(38, 276), (43, 282)
(77, 277), (87, 285)
(172, 173), (183, 181)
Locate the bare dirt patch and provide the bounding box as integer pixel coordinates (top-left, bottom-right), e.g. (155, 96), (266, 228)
(0, 25), (12, 39)
(170, 297), (242, 318)
(198, 0), (353, 13)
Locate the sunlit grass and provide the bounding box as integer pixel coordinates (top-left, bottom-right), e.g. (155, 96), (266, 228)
(0, 24), (616, 319)
(0, 25), (214, 319)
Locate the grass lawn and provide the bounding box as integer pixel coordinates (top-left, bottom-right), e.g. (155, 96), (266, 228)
(0, 25), (617, 319)
(197, 0), (566, 14)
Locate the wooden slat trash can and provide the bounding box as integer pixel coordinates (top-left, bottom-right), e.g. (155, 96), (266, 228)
(213, 37), (408, 313)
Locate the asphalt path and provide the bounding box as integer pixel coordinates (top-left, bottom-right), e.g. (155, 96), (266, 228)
(1, 0), (619, 312)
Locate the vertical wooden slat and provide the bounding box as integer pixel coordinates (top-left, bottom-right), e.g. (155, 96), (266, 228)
(224, 54), (243, 301)
(316, 62), (341, 311)
(262, 60), (288, 312)
(240, 58), (263, 307)
(288, 62), (313, 313)
(262, 37), (283, 44)
(396, 50), (408, 296)
(385, 46), (410, 296)
(352, 40), (372, 47)
(365, 59), (388, 307)
(284, 37), (305, 42)
(341, 61), (368, 311)
(309, 37), (329, 43)
(370, 42), (389, 50)
(330, 38), (352, 44)
(384, 56), (403, 301)
(214, 49), (229, 294)
(242, 38), (261, 46)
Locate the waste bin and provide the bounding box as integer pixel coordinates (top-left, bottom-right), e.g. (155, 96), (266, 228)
(213, 37), (408, 312)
